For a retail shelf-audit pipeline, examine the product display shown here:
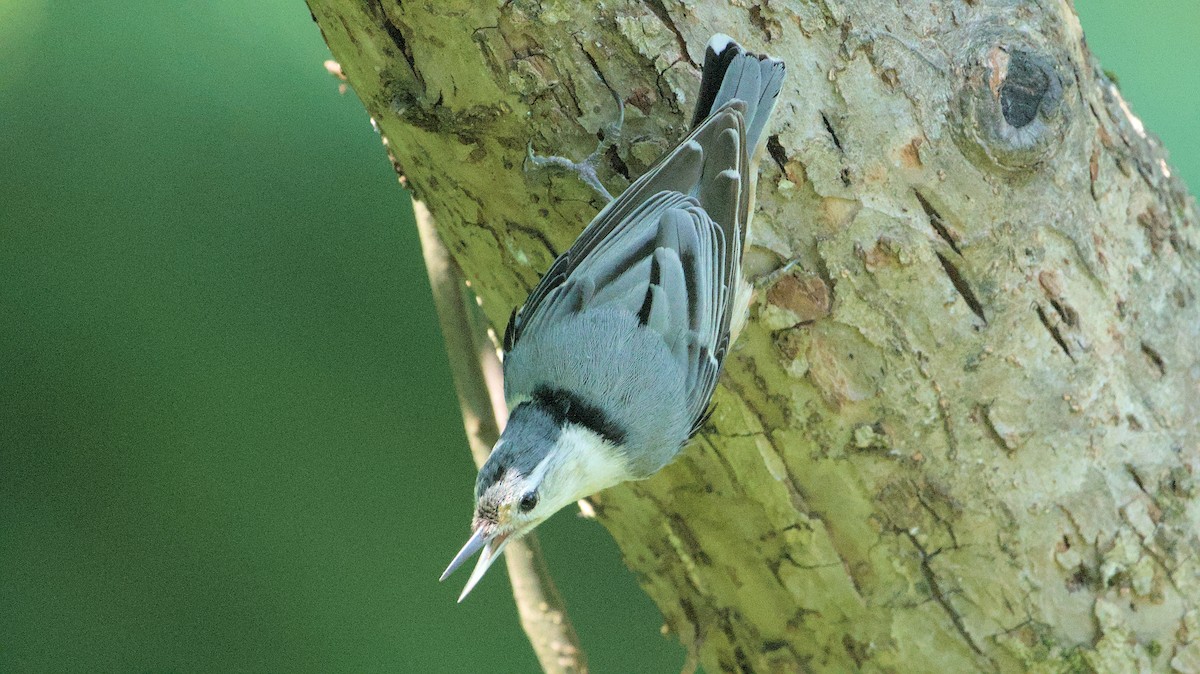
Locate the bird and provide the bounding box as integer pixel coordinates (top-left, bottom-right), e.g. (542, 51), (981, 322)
(441, 33), (786, 602)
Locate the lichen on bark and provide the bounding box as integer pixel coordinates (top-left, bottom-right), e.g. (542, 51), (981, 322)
(307, 1), (1200, 671)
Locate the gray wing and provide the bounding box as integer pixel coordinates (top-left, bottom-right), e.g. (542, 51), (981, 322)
(505, 106), (749, 433)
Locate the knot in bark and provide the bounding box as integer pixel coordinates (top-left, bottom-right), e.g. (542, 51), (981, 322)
(953, 32), (1068, 174)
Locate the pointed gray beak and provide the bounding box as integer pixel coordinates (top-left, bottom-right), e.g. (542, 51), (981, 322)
(440, 526), (512, 602)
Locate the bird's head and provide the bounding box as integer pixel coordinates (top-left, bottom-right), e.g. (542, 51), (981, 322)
(440, 396), (629, 600)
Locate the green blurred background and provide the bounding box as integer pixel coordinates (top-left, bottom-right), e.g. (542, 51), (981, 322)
(0, 2), (1195, 672)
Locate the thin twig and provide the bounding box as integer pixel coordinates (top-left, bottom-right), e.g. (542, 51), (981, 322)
(414, 200), (588, 674)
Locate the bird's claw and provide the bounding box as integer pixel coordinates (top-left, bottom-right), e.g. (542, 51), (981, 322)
(525, 97), (625, 203)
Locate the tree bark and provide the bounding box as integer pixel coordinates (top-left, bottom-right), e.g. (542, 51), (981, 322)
(306, 1), (1200, 671)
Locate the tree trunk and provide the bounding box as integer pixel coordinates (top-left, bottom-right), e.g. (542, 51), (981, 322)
(305, 1), (1200, 671)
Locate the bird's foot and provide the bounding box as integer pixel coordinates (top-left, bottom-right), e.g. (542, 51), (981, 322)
(753, 258), (805, 289)
(525, 97), (624, 203)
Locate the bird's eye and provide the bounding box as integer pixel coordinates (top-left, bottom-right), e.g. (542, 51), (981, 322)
(519, 492), (539, 513)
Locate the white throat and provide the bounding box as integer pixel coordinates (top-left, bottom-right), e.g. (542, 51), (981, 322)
(533, 424), (630, 511)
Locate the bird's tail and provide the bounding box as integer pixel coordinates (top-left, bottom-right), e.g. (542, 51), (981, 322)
(690, 34), (786, 153)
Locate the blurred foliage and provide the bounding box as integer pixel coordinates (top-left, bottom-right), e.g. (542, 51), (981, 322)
(1076, 2), (1200, 188)
(0, 1), (1194, 672)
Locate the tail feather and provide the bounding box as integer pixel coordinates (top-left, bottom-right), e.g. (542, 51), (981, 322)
(690, 35), (743, 128)
(690, 33), (785, 152)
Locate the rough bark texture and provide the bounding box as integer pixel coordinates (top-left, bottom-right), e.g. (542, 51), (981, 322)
(306, 1), (1200, 671)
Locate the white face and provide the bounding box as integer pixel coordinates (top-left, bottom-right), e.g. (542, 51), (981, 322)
(537, 424), (632, 510)
(472, 468), (549, 539)
(474, 423), (630, 535)
(445, 423), (633, 601)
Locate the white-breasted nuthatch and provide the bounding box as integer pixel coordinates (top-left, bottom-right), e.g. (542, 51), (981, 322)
(441, 34), (786, 601)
